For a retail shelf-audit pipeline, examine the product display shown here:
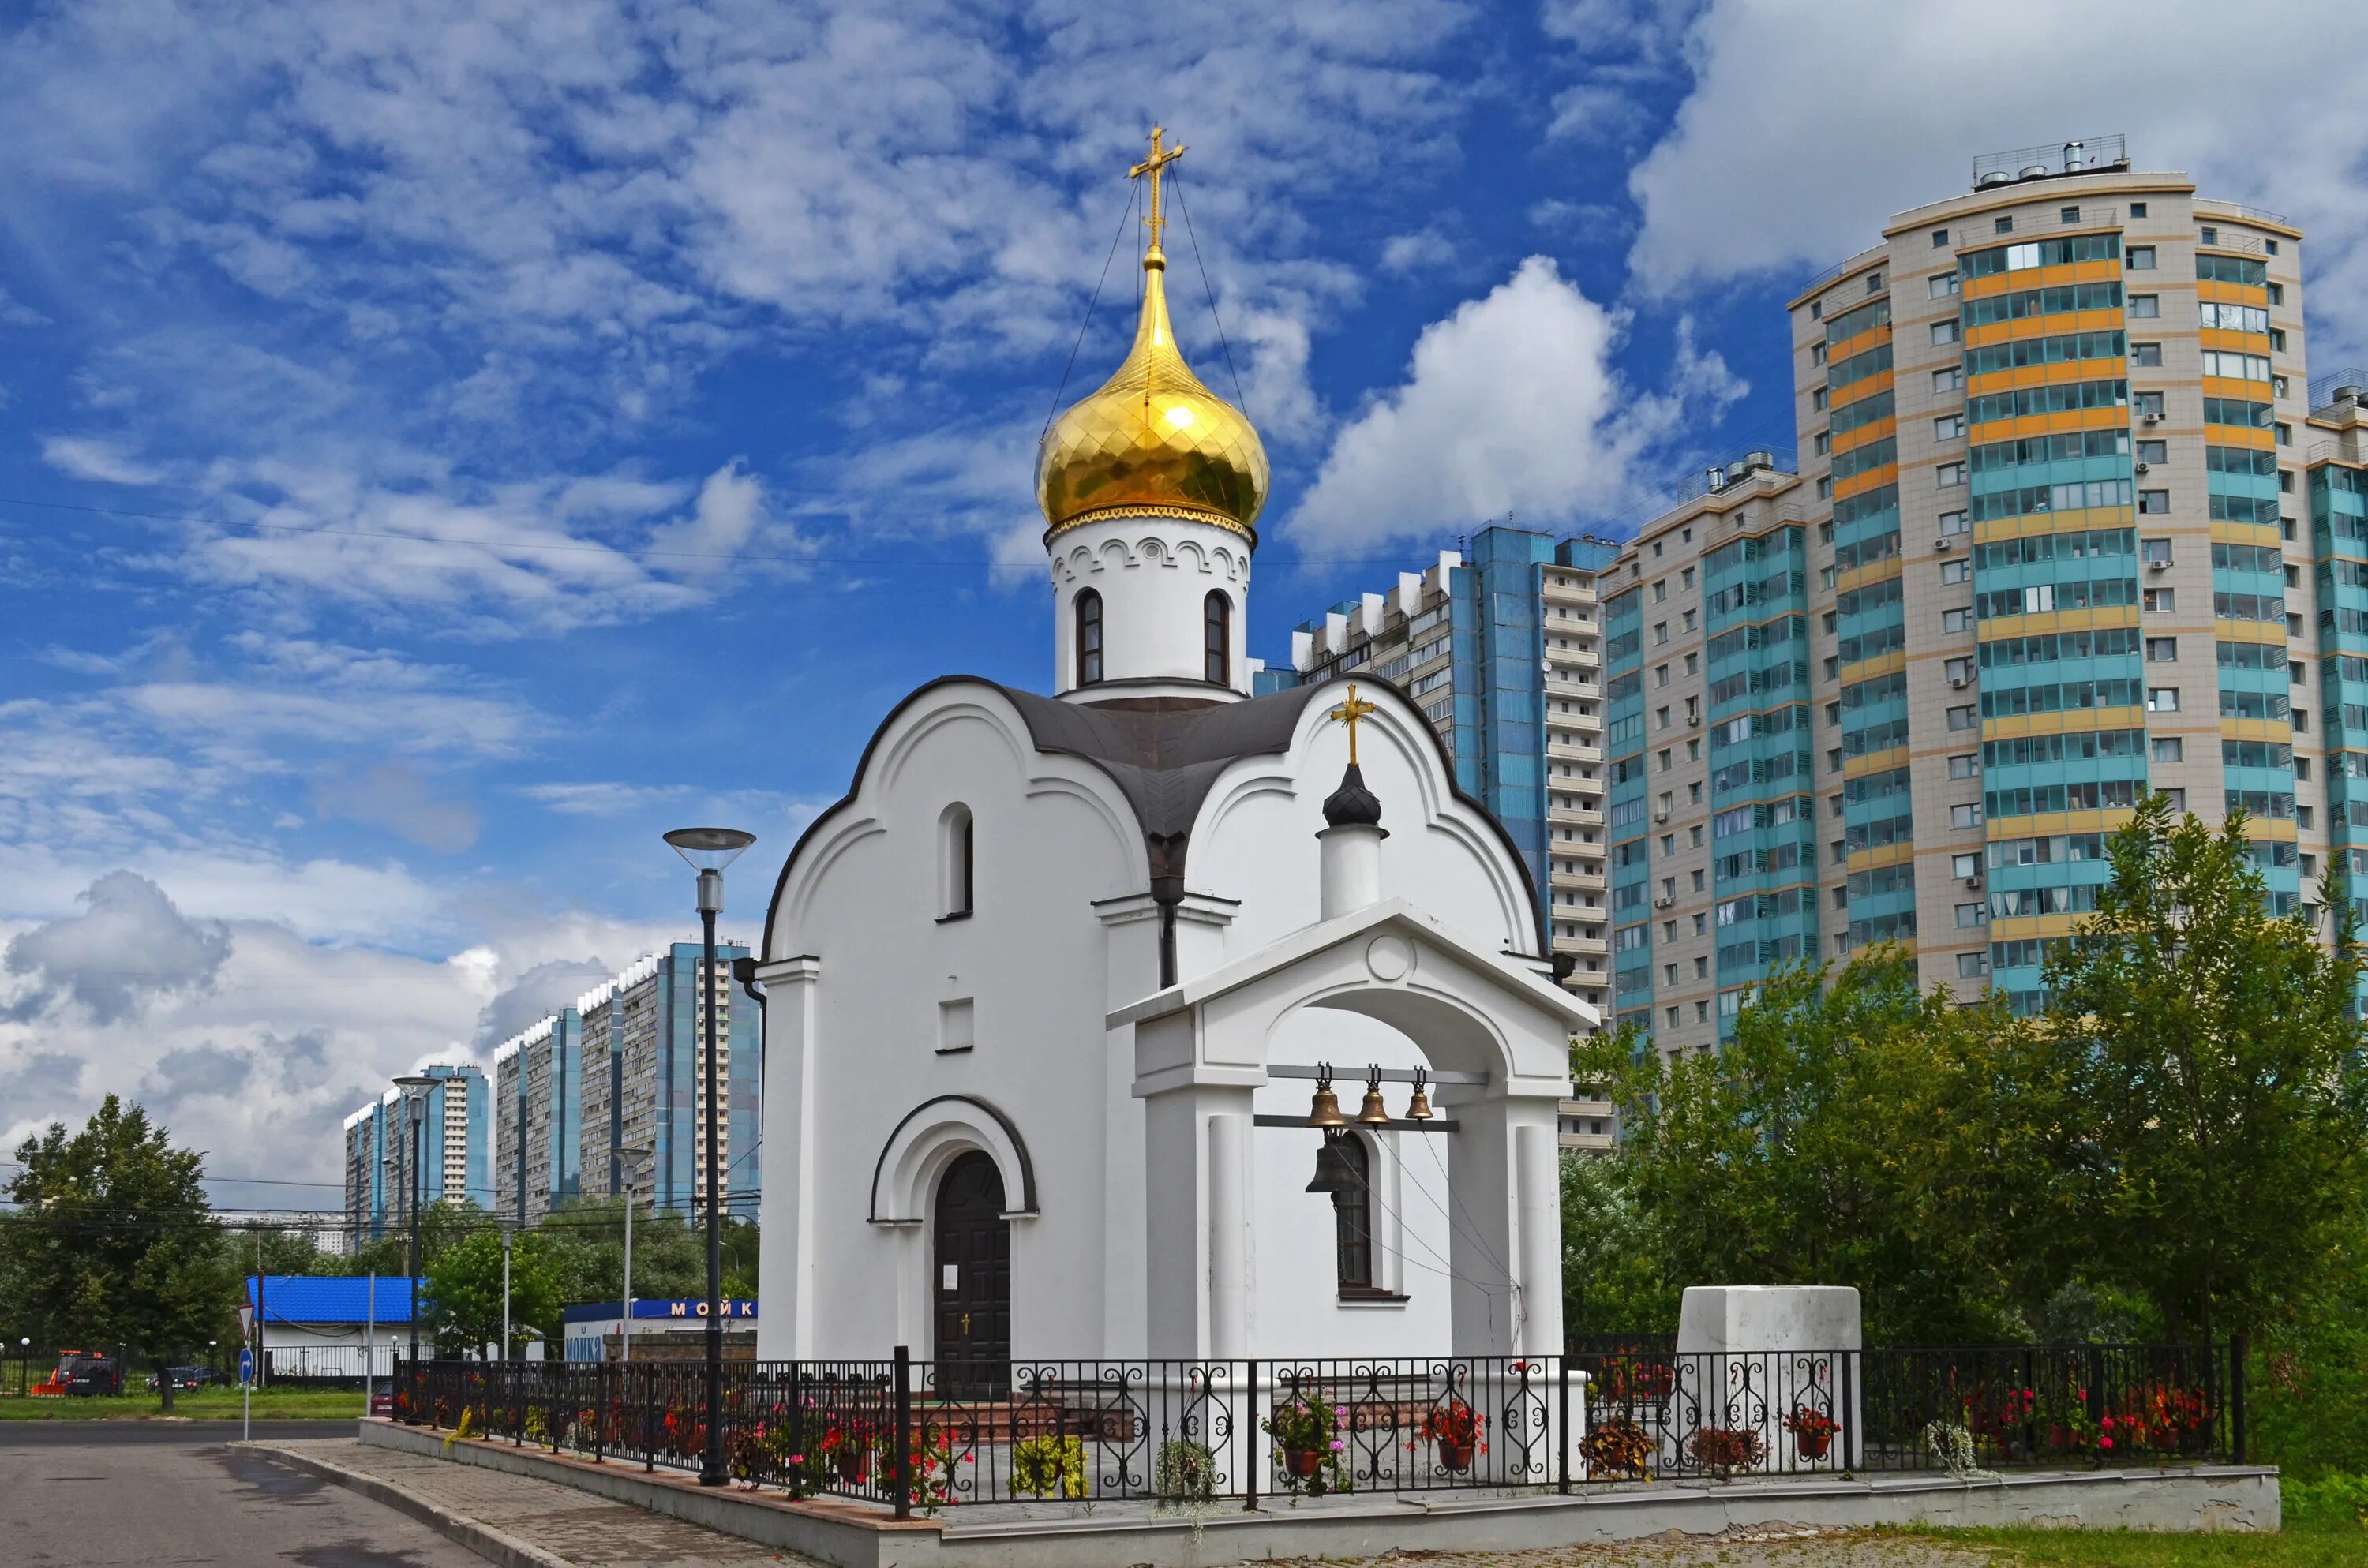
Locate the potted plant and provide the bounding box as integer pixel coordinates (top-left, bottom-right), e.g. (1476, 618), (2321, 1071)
(1154, 1439), (1218, 1503)
(1262, 1395), (1343, 1486)
(1414, 1402), (1487, 1473)
(1579, 1414), (1655, 1481)
(1684, 1424), (1766, 1480)
(1011, 1433), (1088, 1499)
(1782, 1405), (1838, 1461)
(822, 1416), (876, 1484)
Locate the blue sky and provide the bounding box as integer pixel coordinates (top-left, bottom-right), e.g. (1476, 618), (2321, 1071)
(6, 0), (2368, 1196)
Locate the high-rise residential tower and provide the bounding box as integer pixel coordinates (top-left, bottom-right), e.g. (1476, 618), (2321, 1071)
(1607, 138), (2325, 1050)
(347, 1061), (493, 1244)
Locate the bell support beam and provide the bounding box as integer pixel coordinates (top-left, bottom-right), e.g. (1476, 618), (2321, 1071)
(1266, 1063), (1487, 1086)
(1252, 1114), (1456, 1132)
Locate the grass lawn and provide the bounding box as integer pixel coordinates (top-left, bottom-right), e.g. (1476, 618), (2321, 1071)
(0, 1388), (364, 1420)
(1920, 1478), (2368, 1566)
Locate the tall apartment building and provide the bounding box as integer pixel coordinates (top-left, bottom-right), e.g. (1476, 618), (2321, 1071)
(571, 941), (759, 1222)
(1279, 523), (1619, 1151)
(345, 1062), (493, 1244)
(1608, 137), (2329, 1049)
(493, 1010), (582, 1227)
(2308, 373), (2368, 920)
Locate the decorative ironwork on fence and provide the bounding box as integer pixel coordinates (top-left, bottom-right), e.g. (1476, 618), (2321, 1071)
(390, 1338), (2245, 1515)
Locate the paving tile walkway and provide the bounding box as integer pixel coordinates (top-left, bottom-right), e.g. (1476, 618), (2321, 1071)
(249, 1436), (822, 1566)
(1267, 1525), (1999, 1566)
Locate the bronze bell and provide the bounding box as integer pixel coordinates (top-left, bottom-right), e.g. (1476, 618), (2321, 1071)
(1306, 1130), (1354, 1193)
(1356, 1068), (1392, 1127)
(1306, 1065), (1348, 1129)
(1403, 1067), (1434, 1122)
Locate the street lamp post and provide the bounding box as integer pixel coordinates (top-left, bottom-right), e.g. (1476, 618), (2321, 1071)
(393, 1075), (439, 1362)
(616, 1144), (651, 1367)
(663, 826), (755, 1490)
(19, 1336), (28, 1398)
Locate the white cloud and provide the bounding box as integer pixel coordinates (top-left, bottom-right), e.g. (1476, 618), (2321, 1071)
(41, 435), (161, 485)
(1381, 228), (1456, 275)
(3, 872), (230, 1024)
(1626, 1), (2368, 358)
(1291, 256), (1742, 545)
(313, 761), (481, 854)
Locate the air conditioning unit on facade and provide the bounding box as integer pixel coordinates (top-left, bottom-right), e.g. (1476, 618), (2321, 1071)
(2144, 411), (2162, 424)
(1965, 877), (1984, 891)
(1950, 674), (1970, 688)
(1936, 536), (1957, 551)
(2149, 559), (2169, 572)
(2135, 461), (2150, 473)
(1654, 896), (1675, 909)
(1653, 810), (1670, 824)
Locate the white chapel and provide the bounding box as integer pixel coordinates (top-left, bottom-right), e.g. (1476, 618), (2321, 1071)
(752, 131), (1595, 1372)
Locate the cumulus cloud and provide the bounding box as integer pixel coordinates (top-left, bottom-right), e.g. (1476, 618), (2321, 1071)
(473, 956), (614, 1052)
(1626, 0), (2368, 357)
(3, 871), (230, 1024)
(1291, 256), (1743, 545)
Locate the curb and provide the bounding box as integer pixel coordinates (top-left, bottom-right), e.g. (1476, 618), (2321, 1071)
(236, 1441), (576, 1568)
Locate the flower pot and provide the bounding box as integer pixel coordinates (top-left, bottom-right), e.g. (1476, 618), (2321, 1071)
(834, 1450), (871, 1484)
(1793, 1430), (1833, 1461)
(1282, 1446), (1325, 1480)
(1437, 1440), (1475, 1473)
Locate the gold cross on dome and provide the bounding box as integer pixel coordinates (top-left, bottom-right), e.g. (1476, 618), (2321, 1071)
(1328, 683), (1380, 765)
(1130, 125), (1186, 253)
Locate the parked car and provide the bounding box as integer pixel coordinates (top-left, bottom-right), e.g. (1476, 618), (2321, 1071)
(52, 1353), (121, 1397)
(145, 1366), (220, 1392)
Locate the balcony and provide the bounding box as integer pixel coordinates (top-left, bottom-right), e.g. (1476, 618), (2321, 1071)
(1551, 866), (1607, 892)
(1548, 646), (1602, 670)
(1553, 931), (1609, 958)
(1548, 801), (1606, 828)
(1546, 738), (1602, 764)
(1544, 674), (1598, 700)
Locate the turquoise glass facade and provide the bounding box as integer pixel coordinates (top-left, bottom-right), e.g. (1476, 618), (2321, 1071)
(1604, 583), (1650, 1035)
(2315, 460), (2368, 926)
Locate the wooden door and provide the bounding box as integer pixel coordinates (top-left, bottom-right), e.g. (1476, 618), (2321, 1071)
(933, 1151), (1010, 1398)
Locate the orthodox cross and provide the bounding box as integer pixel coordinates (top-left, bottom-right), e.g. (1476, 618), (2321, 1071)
(1328, 683), (1380, 765)
(1130, 125), (1186, 253)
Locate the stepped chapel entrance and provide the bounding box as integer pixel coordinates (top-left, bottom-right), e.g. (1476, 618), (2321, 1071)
(933, 1151), (1010, 1397)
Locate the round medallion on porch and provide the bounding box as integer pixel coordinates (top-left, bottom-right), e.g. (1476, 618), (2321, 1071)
(1365, 934), (1414, 982)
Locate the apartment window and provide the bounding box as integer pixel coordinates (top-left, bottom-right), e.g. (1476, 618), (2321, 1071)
(1827, 747), (1843, 774)
(2139, 537), (2171, 565)
(1952, 853), (1980, 878)
(1654, 622), (1669, 645)
(2060, 205), (2081, 224)
(1945, 656), (1975, 683)
(1653, 579), (1668, 602)
(2127, 245), (2156, 270)
(2131, 342), (2163, 368)
(1934, 413), (1964, 440)
(2128, 294), (2159, 319)
(1810, 300), (1823, 320)
(2201, 226), (2218, 245)
(1950, 803), (1983, 829)
(2276, 422), (2291, 447)
(2269, 328), (2287, 352)
(2299, 804), (2314, 829)
(2164, 788), (2187, 812)
(1694, 956), (1709, 979)
(2291, 660), (2306, 685)
(2267, 282), (2284, 305)
(1815, 431), (1832, 456)
(2147, 687), (2179, 713)
(2139, 489), (2171, 514)
(1867, 270), (1883, 293)
(1928, 273), (1958, 299)
(2129, 201), (2148, 218)
(2144, 587), (2175, 612)
(1819, 520), (1835, 544)
(2265, 239), (2280, 256)
(1655, 706), (1671, 729)
(1682, 609), (1696, 632)
(1934, 365), (1964, 393)
(1931, 226), (1949, 248)
(2137, 440), (2167, 466)
(1680, 566), (1695, 589)
(1824, 655), (1840, 679)
(2146, 637), (2179, 662)
(1931, 320), (1961, 346)
(1936, 462), (1965, 488)
(1948, 753), (1979, 780)
(2275, 374), (2291, 399)
(1813, 386), (1830, 411)
(1691, 870), (1705, 892)
(2135, 391), (2164, 418)
(1958, 951), (1989, 979)
(2150, 736), (2183, 763)
(1684, 652), (1698, 674)
(1817, 476), (1834, 500)
(1654, 664), (1669, 687)
(1939, 511), (1969, 538)
(1947, 705), (1977, 730)
(1941, 607), (1973, 633)
(1810, 342), (1827, 365)
(1994, 215), (2014, 235)
(1940, 558), (1970, 584)
(2280, 469), (2295, 493)
(1957, 902), (1988, 928)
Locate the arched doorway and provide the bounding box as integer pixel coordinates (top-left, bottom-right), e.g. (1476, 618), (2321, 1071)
(934, 1151), (1010, 1396)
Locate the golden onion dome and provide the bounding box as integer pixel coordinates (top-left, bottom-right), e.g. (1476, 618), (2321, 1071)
(1039, 133), (1268, 545)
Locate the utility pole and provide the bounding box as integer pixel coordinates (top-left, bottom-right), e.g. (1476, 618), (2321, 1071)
(500, 1229), (511, 1362)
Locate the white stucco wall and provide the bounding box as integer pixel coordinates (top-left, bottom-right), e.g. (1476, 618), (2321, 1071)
(1048, 516), (1251, 694)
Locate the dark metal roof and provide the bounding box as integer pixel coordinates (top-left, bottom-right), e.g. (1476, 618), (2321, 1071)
(760, 677), (1546, 956)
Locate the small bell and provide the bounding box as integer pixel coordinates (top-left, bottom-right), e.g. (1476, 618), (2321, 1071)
(1306, 1065), (1348, 1129)
(1356, 1067), (1392, 1127)
(1403, 1067), (1434, 1122)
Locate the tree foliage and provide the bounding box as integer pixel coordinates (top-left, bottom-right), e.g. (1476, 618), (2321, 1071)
(0, 1096), (230, 1406)
(424, 1229), (565, 1355)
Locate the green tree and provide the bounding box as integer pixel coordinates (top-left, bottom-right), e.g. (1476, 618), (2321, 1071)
(2042, 796), (2368, 1341)
(423, 1229), (564, 1356)
(0, 1097), (231, 1411)
(1559, 1150), (1676, 1335)
(1575, 949), (2063, 1340)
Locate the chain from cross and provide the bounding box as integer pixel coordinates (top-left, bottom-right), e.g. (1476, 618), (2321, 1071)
(1129, 125), (1186, 254)
(1328, 683), (1380, 766)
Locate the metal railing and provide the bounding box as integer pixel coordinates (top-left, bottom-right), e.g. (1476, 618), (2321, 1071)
(1973, 136), (2127, 187)
(391, 1339), (2246, 1511)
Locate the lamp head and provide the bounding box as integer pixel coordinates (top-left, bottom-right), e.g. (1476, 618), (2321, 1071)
(664, 827), (756, 873)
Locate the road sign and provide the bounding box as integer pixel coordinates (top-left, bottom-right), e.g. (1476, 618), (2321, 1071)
(237, 1347), (255, 1385)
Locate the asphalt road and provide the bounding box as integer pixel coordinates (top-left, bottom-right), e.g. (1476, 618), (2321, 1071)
(0, 1426), (490, 1567)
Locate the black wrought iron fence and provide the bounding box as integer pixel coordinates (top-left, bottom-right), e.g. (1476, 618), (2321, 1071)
(391, 1339), (2245, 1513)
